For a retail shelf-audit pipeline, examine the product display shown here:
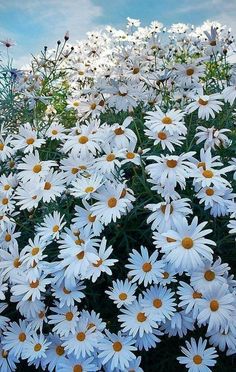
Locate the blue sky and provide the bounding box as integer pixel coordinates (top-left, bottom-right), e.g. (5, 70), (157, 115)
(0, 0), (235, 66)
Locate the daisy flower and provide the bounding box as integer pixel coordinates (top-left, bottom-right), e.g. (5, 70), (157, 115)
(21, 332), (51, 364)
(91, 182), (134, 225)
(144, 126), (184, 152)
(108, 116), (137, 148)
(207, 327), (236, 352)
(105, 279), (137, 308)
(177, 337), (218, 372)
(73, 200), (104, 236)
(222, 81), (236, 105)
(195, 126), (231, 150)
(60, 153), (95, 185)
(197, 283), (235, 332)
(177, 282), (203, 318)
(144, 106), (187, 135)
(125, 246), (164, 287)
(14, 181), (42, 210)
(12, 123), (45, 153)
(146, 198), (192, 232)
(98, 330), (137, 370)
(40, 170), (66, 203)
(63, 124), (101, 156)
(36, 211), (66, 240)
(40, 334), (67, 371)
(45, 122), (66, 140)
(146, 152), (196, 190)
(141, 285), (176, 322)
(161, 310), (194, 338)
(2, 320), (32, 358)
(85, 237), (118, 282)
(62, 317), (99, 358)
(52, 279), (85, 307)
(118, 295), (158, 337)
(57, 355), (98, 372)
(161, 217), (216, 272)
(70, 173), (104, 200)
(94, 144), (124, 174)
(0, 135), (15, 162)
(190, 257), (229, 292)
(48, 304), (80, 337)
(17, 151), (57, 183)
(186, 93), (224, 120)
(11, 273), (50, 301)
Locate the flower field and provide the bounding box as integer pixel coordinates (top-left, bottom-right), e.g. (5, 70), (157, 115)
(0, 18), (236, 371)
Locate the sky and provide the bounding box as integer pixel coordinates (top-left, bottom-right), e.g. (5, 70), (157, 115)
(0, 0), (235, 66)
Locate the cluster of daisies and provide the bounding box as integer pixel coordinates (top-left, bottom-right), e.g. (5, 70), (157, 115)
(0, 18), (236, 372)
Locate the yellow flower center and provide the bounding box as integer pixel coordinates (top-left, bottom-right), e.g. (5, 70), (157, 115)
(71, 167), (79, 174)
(113, 341), (123, 352)
(133, 67), (140, 74)
(31, 247), (40, 256)
(65, 311), (74, 321)
(204, 270), (215, 281)
(13, 258), (21, 268)
(107, 197), (117, 208)
(90, 103), (97, 110)
(33, 164), (42, 173)
(76, 332), (86, 341)
(166, 159), (177, 168)
(193, 355), (202, 365)
(56, 345), (65, 356)
(78, 136), (88, 144)
(93, 258), (103, 267)
(163, 271), (169, 279)
(2, 198), (8, 205)
(30, 280), (39, 288)
(63, 287), (71, 294)
(119, 292), (128, 300)
(210, 299), (219, 311)
(198, 98), (208, 106)
(52, 130), (58, 135)
(157, 131), (167, 140)
(5, 233), (11, 242)
(73, 365), (83, 372)
(84, 186), (94, 193)
(26, 137), (35, 145)
(205, 188), (214, 196)
(203, 170), (214, 178)
(153, 298), (162, 308)
(114, 127), (125, 135)
(106, 153), (116, 161)
(162, 116), (172, 124)
(18, 332), (26, 342)
(182, 237), (194, 249)
(186, 68), (194, 76)
(44, 182), (52, 190)
(53, 225), (59, 233)
(88, 214), (96, 222)
(126, 152), (135, 159)
(76, 251), (85, 260)
(142, 262), (152, 272)
(34, 343), (42, 352)
(0, 143), (4, 151)
(192, 291), (202, 299)
(137, 312), (147, 322)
